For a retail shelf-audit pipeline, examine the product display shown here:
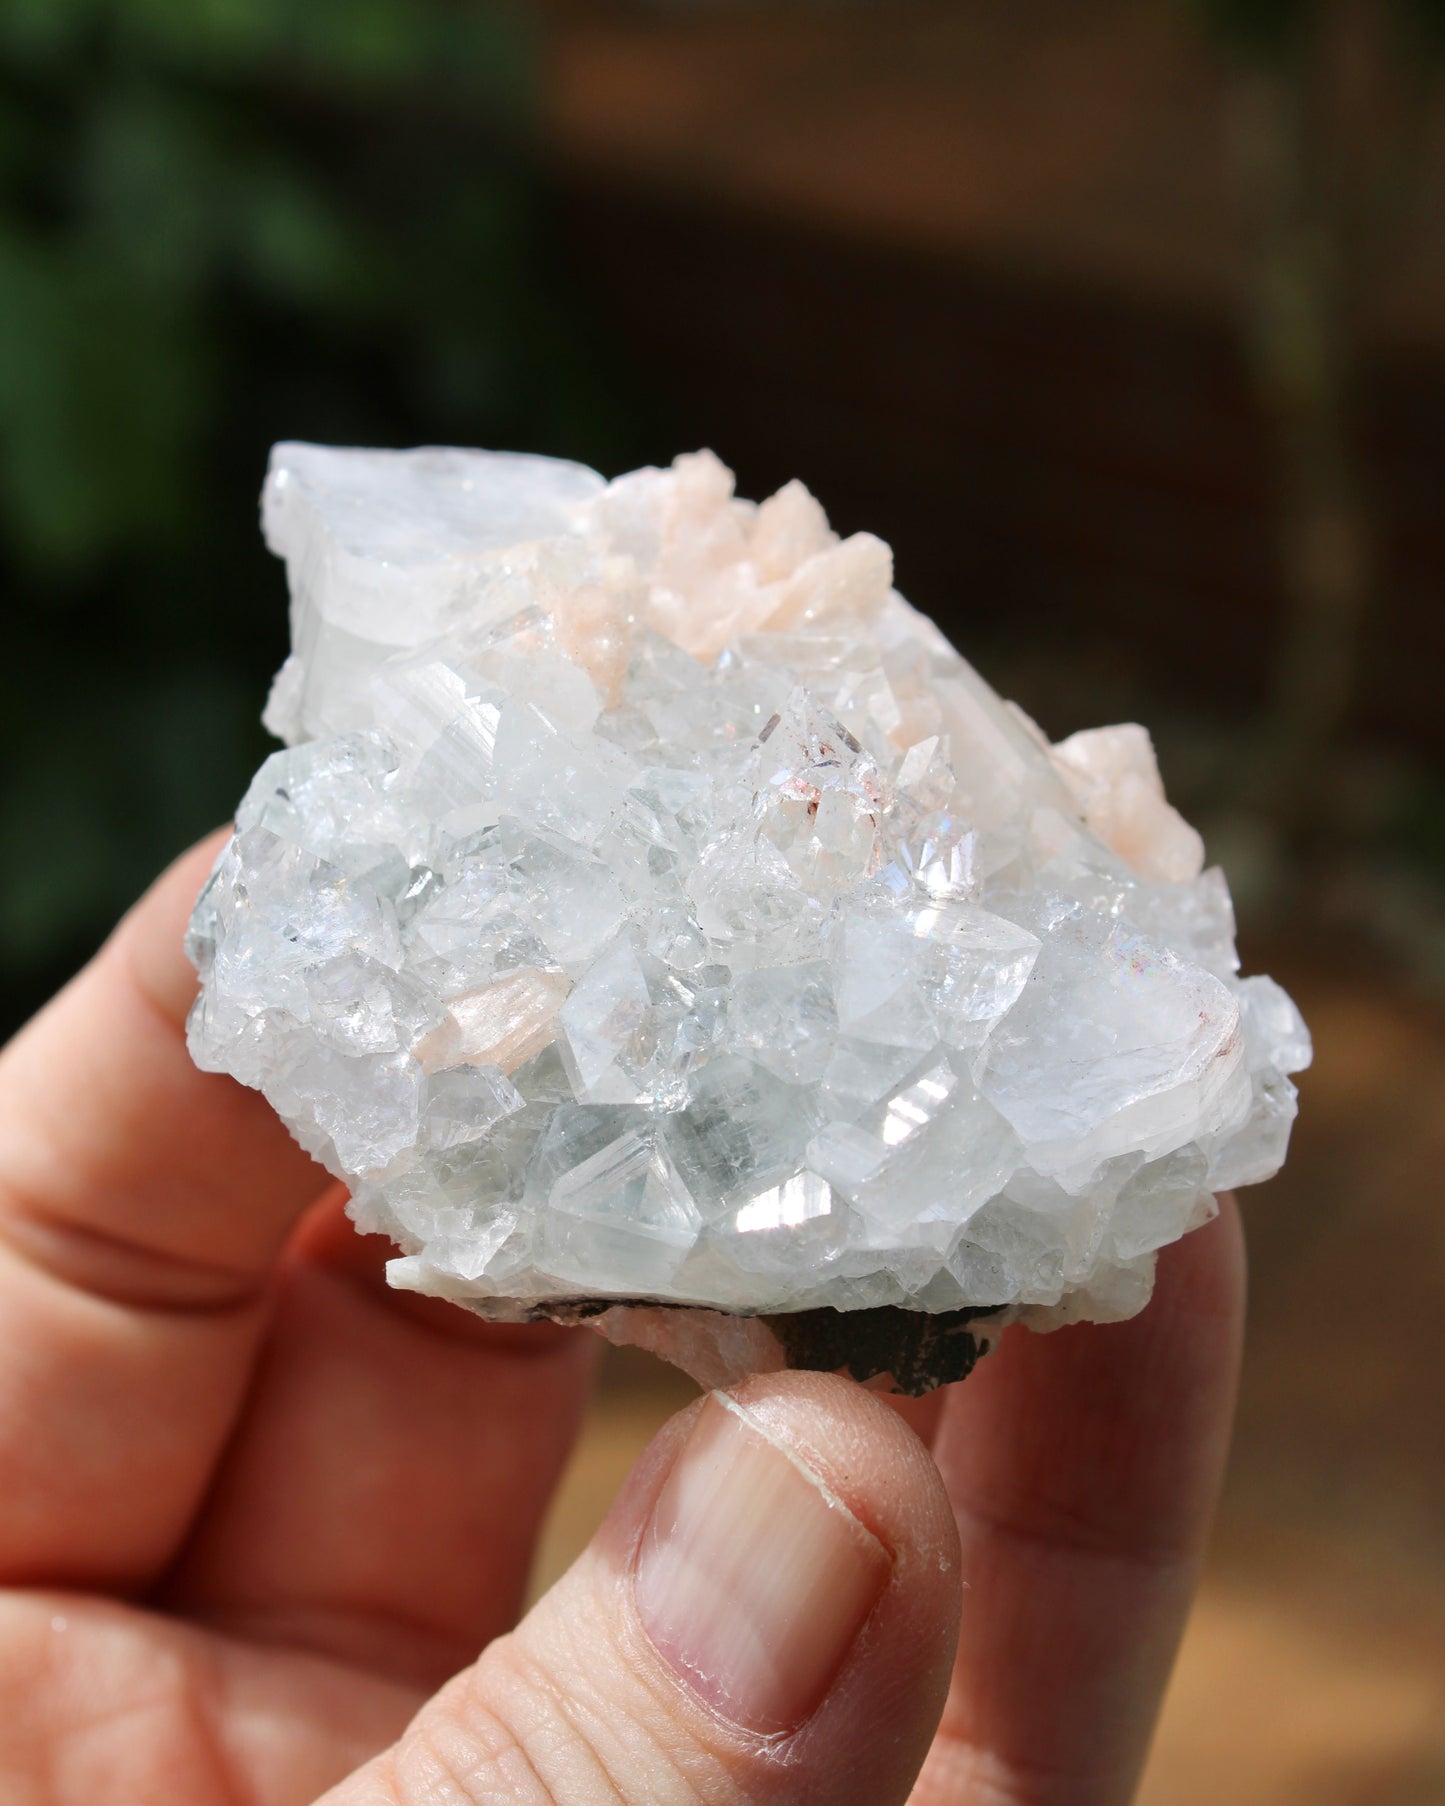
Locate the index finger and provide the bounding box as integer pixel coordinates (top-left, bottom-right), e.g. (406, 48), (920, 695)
(911, 1199), (1246, 1806)
(0, 833), (330, 1588)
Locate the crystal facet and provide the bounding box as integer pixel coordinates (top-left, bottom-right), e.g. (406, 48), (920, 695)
(187, 443), (1310, 1375)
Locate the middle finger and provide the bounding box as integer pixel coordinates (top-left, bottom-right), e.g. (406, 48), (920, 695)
(162, 1190), (597, 1691)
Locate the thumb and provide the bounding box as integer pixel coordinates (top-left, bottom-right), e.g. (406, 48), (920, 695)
(321, 1371), (961, 1806)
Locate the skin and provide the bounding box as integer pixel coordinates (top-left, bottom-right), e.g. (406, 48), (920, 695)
(0, 833), (1245, 1806)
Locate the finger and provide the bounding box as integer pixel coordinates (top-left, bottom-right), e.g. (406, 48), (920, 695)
(164, 1187), (597, 1691)
(0, 834), (330, 1587)
(885, 1389), (948, 1448)
(0, 1588), (423, 1806)
(322, 1372), (961, 1806)
(912, 1199), (1246, 1806)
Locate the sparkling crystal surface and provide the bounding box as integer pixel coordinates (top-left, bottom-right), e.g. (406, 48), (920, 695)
(187, 443), (1311, 1331)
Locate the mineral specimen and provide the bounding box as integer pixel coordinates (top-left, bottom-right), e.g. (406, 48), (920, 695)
(186, 443), (1310, 1390)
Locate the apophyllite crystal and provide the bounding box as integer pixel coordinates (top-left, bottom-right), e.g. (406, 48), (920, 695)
(186, 443), (1310, 1391)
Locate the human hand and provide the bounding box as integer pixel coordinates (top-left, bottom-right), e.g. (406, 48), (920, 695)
(0, 834), (1243, 1805)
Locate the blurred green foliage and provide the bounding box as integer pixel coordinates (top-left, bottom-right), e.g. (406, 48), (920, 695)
(0, 0), (629, 1034)
(1183, 0), (1445, 57)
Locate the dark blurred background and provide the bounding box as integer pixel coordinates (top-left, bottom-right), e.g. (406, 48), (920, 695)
(3, 1), (1442, 1798)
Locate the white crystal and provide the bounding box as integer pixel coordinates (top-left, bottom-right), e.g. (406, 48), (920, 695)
(422, 1065), (524, 1151)
(543, 1124), (702, 1291)
(188, 443), (1311, 1346)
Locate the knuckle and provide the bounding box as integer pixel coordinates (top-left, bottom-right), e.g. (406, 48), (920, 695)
(390, 1629), (737, 1806)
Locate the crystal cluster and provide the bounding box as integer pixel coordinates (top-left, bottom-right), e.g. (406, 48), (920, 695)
(188, 443), (1310, 1363)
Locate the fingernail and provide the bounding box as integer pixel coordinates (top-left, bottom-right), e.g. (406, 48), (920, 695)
(635, 1392), (892, 1736)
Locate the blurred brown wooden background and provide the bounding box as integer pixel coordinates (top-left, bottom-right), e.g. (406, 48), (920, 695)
(527, 6), (1445, 1802)
(541, 0), (1445, 760)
